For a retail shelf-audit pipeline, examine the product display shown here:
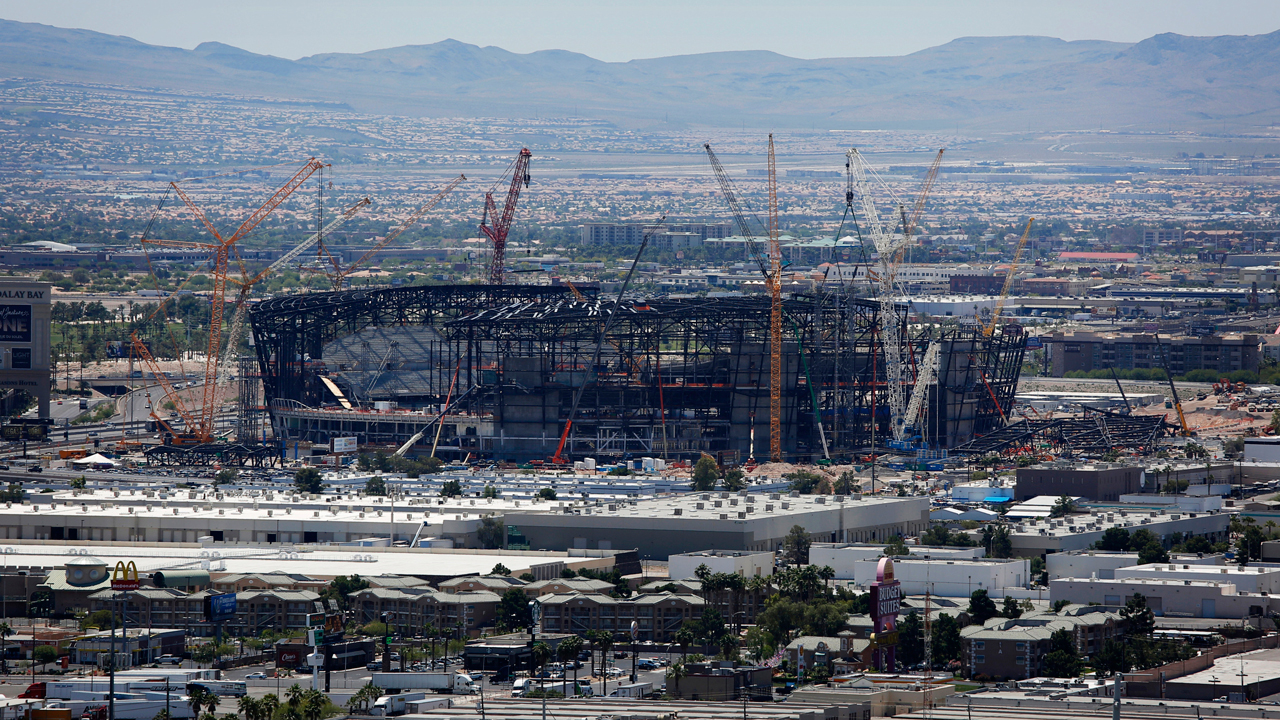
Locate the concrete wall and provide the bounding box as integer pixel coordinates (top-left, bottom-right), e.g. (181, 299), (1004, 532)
(669, 550), (775, 580)
(851, 558), (1029, 597)
(1051, 577), (1276, 618)
(1047, 551), (1224, 580)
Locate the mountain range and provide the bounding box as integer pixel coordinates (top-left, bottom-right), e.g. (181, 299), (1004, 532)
(0, 18), (1277, 132)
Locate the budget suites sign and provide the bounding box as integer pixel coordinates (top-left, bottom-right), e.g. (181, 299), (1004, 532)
(868, 557), (902, 671)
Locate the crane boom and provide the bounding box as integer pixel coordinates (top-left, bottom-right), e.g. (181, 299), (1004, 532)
(703, 144), (770, 278)
(334, 175), (464, 288)
(984, 218), (1034, 337)
(218, 197), (371, 388)
(1155, 333), (1192, 436)
(133, 157), (325, 443)
(903, 341), (941, 438)
(482, 150), (531, 285)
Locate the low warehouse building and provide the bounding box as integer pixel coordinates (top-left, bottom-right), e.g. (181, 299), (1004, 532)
(503, 492), (929, 558)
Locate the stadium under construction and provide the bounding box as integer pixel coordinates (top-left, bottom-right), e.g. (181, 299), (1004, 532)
(243, 283), (1027, 463)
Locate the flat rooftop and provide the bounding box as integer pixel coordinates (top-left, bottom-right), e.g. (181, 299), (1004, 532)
(0, 541), (595, 579)
(1172, 648), (1280, 688)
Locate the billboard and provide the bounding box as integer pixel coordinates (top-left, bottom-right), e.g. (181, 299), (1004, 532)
(205, 592), (237, 622)
(0, 306), (30, 343)
(331, 436), (358, 454)
(868, 558), (901, 672)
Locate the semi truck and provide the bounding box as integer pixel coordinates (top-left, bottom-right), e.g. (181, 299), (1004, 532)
(370, 672), (478, 695)
(512, 679), (593, 698)
(41, 692), (197, 720)
(608, 682), (653, 699)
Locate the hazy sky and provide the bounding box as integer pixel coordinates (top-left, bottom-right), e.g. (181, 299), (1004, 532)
(2, 0), (1278, 62)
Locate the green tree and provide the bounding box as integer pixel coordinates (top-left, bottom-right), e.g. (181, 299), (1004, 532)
(784, 470), (824, 494)
(931, 614), (962, 664)
(440, 480), (462, 497)
(213, 469), (236, 485)
(496, 588), (533, 632)
(721, 468), (746, 492)
(1095, 527), (1131, 552)
(783, 525), (812, 566)
(833, 470), (858, 495)
(982, 524), (1013, 558)
(1094, 638), (1131, 677)
(1002, 595), (1023, 619)
(321, 574), (369, 611)
(70, 475), (87, 490)
(32, 644), (58, 670)
(293, 467), (324, 494)
(1043, 628), (1081, 677)
(884, 536), (911, 557)
(81, 609), (115, 630)
(558, 635), (584, 692)
(1138, 541), (1170, 565)
(1120, 593), (1156, 636)
(967, 589), (998, 623)
(491, 563), (511, 576)
(536, 488), (557, 501)
(1049, 495), (1076, 518)
(691, 456), (720, 491)
(897, 611), (925, 667)
(364, 476), (387, 496)
(483, 485), (499, 499)
(477, 516), (505, 549)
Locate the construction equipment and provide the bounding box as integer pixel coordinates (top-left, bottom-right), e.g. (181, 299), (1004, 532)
(847, 149), (911, 443)
(703, 140), (783, 460)
(328, 175), (464, 289)
(482, 149), (532, 285)
(1154, 333), (1192, 436)
(1109, 367), (1133, 415)
(983, 218), (1034, 337)
(133, 157), (325, 443)
(765, 135), (783, 462)
(550, 216), (666, 465)
(217, 197), (372, 388)
(902, 341), (941, 442)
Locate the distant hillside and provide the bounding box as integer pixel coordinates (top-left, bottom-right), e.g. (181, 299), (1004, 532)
(0, 19), (1275, 132)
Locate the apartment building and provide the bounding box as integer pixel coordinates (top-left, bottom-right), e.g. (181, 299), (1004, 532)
(1045, 331), (1260, 377)
(536, 591), (705, 642)
(349, 587), (500, 636)
(962, 605), (1124, 680)
(581, 222), (731, 245)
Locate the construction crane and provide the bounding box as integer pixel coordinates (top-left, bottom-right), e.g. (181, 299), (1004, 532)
(983, 218), (1034, 337)
(482, 149), (532, 285)
(765, 135), (784, 462)
(133, 157), (325, 443)
(327, 175), (465, 289)
(217, 197), (372, 388)
(903, 341), (941, 442)
(1109, 366), (1133, 415)
(847, 149), (911, 443)
(704, 140), (783, 461)
(1155, 333), (1192, 436)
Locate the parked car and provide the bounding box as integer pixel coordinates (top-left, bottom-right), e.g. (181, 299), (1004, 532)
(156, 655), (182, 665)
(245, 672), (268, 680)
(26, 466), (41, 473)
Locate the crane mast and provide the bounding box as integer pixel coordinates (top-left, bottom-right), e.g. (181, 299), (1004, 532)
(705, 140), (783, 460)
(135, 157), (325, 443)
(847, 149), (910, 443)
(482, 149), (532, 285)
(984, 218), (1035, 337)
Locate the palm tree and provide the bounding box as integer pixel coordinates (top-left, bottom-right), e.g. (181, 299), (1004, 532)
(0, 622), (11, 673)
(237, 696), (260, 720)
(422, 623), (437, 663)
(558, 636), (584, 695)
(583, 630), (600, 681)
(665, 661), (687, 697)
(187, 687), (214, 719)
(675, 625), (696, 662)
(259, 694), (279, 720)
(596, 634), (615, 697)
(302, 689), (326, 720)
(531, 641), (552, 694)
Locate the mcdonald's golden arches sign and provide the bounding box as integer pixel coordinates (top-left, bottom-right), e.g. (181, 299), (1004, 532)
(111, 561), (140, 591)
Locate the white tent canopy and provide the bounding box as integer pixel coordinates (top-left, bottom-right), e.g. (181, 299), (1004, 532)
(69, 453), (117, 468)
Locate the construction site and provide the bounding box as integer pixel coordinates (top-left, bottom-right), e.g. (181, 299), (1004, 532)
(120, 143), (1189, 467)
